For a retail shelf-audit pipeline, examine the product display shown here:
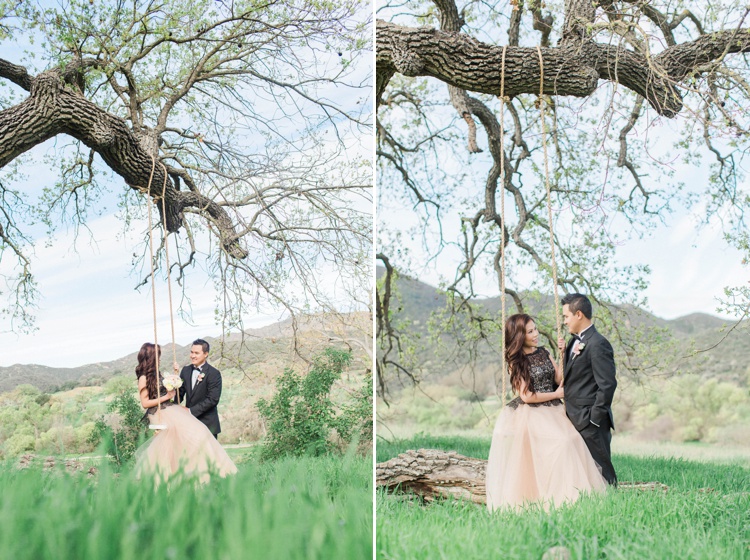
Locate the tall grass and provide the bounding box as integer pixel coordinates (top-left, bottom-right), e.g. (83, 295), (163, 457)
(0, 453), (372, 559)
(377, 435), (750, 559)
(377, 433), (491, 463)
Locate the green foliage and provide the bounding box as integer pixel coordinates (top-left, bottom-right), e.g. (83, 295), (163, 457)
(257, 348), (360, 460)
(0, 320), (369, 455)
(3, 433), (35, 457)
(380, 385), (496, 432)
(102, 375), (135, 396)
(0, 385), (53, 456)
(0, 453), (372, 559)
(334, 368), (373, 451)
(90, 391), (146, 465)
(625, 374), (750, 444)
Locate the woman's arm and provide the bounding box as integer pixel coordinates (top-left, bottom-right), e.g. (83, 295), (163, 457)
(552, 353), (563, 386)
(137, 376), (175, 409)
(518, 377), (564, 404)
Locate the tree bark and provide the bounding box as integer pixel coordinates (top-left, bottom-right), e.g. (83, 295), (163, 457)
(376, 19), (750, 117)
(376, 448), (487, 503)
(377, 21), (599, 102)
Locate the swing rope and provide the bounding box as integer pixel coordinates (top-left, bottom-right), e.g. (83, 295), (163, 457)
(157, 162), (178, 372)
(143, 155), (180, 429)
(144, 156), (164, 429)
(499, 45), (508, 406)
(536, 45), (564, 374)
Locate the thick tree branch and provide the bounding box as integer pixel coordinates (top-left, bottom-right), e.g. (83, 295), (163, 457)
(376, 21), (598, 102)
(376, 20), (750, 117)
(0, 58), (32, 91)
(0, 67), (248, 258)
(658, 29), (750, 81)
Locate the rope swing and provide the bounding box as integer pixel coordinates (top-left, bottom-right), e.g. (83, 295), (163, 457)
(157, 161), (178, 372)
(142, 155), (179, 430)
(498, 45), (508, 406)
(496, 45), (564, 406)
(536, 45), (564, 375)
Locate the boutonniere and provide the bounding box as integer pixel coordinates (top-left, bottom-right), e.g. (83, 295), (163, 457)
(196, 372), (206, 384)
(573, 342), (586, 356)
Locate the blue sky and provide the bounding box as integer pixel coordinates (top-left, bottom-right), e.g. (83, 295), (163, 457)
(378, 155), (747, 321)
(383, 206), (746, 320)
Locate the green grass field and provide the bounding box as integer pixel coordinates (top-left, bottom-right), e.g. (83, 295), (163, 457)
(0, 450), (372, 559)
(377, 434), (750, 559)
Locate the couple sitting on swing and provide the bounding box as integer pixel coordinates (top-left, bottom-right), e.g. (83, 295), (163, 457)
(486, 293), (618, 512)
(133, 339), (237, 483)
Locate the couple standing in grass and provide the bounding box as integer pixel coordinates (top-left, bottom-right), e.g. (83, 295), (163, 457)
(133, 339), (237, 482)
(486, 293), (617, 511)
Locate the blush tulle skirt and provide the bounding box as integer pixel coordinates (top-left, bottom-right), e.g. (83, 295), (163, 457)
(134, 405), (237, 483)
(485, 400), (606, 512)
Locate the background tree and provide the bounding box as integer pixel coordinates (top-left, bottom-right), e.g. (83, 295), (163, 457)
(0, 0), (372, 340)
(376, 0), (750, 396)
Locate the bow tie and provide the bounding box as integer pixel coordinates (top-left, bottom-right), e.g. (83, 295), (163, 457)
(193, 366), (203, 373)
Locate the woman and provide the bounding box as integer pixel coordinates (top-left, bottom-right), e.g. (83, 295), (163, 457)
(133, 343), (237, 483)
(486, 314), (606, 511)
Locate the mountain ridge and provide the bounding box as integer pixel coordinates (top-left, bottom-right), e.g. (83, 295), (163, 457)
(379, 267), (749, 386)
(378, 265), (738, 332)
(1, 311), (371, 393)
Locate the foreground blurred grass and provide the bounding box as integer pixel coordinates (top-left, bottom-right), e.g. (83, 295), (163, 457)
(0, 452), (372, 559)
(377, 434), (750, 559)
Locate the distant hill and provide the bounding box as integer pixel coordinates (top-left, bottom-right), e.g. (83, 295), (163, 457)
(0, 311), (371, 394)
(377, 267), (749, 386)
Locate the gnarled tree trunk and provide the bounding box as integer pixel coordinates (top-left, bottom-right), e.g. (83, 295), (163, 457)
(0, 61), (247, 259)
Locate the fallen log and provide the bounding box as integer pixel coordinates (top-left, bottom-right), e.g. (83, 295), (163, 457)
(376, 448), (487, 503)
(376, 449), (670, 504)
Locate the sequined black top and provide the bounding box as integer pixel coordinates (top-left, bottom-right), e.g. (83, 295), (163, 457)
(506, 347), (562, 409)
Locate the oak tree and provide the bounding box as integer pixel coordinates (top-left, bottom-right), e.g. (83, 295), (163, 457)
(0, 0), (372, 336)
(376, 0), (750, 394)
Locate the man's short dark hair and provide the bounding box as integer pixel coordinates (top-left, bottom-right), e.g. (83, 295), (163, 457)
(192, 339), (210, 354)
(561, 293), (593, 319)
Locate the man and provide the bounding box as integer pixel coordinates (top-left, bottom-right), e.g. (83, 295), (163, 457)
(178, 339), (222, 439)
(557, 293), (618, 486)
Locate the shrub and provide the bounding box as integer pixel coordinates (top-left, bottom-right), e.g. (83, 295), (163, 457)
(4, 433), (36, 456)
(257, 348), (355, 460)
(103, 375), (136, 396)
(334, 369), (373, 452)
(89, 391), (146, 465)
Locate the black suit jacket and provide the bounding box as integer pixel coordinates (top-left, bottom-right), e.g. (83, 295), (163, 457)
(179, 362), (222, 435)
(563, 325), (617, 432)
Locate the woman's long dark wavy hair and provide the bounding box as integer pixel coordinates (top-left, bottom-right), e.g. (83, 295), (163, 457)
(135, 343), (161, 400)
(505, 314), (536, 395)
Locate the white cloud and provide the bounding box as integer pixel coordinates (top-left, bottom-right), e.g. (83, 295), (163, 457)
(621, 215), (745, 319)
(2, 213), (279, 367)
(3, 206), (368, 367)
